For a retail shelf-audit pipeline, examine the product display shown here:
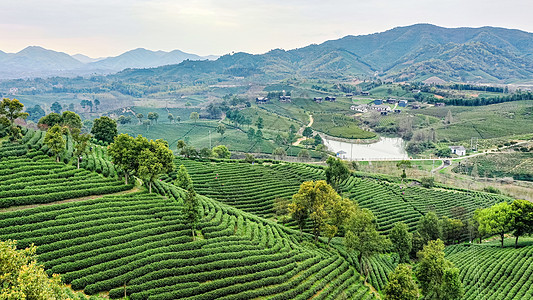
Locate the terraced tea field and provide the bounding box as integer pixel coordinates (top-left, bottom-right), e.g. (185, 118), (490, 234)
(446, 244), (533, 299)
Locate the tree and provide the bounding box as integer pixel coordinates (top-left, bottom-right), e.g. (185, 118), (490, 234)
(289, 124), (296, 134)
(396, 160), (412, 181)
(199, 147), (212, 158)
(137, 139), (175, 193)
(147, 112), (156, 125)
(44, 125), (66, 162)
(418, 212), (441, 244)
(420, 177), (435, 188)
(475, 202), (513, 248)
(415, 239), (463, 299)
(91, 116), (117, 143)
(190, 111), (199, 123)
(323, 196), (356, 245)
(136, 113), (144, 124)
(390, 222), (412, 263)
(212, 145), (231, 158)
(510, 199), (533, 248)
(288, 180), (338, 241)
(274, 197), (290, 224)
(256, 116), (264, 130)
(108, 134), (141, 184)
(176, 116), (181, 123)
(181, 145), (198, 158)
(0, 240), (69, 299)
(325, 156), (350, 191)
(383, 264), (419, 300)
(94, 99), (100, 111)
(273, 147), (287, 159)
(168, 113), (174, 124)
(444, 110), (453, 124)
(244, 153), (255, 163)
(0, 98), (28, 141)
(175, 164), (193, 190)
(297, 149), (310, 160)
(216, 123), (226, 138)
(255, 129), (263, 142)
(61, 111), (82, 131)
(177, 140), (186, 153)
(72, 131), (91, 169)
(345, 206), (389, 282)
(50, 101), (62, 114)
(302, 126), (313, 138)
(247, 128), (256, 141)
(38, 113), (62, 130)
(118, 115), (132, 124)
(439, 216), (464, 245)
(26, 104), (46, 122)
(314, 134), (323, 146)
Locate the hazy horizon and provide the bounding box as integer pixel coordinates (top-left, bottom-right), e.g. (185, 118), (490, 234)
(1, 0), (532, 58)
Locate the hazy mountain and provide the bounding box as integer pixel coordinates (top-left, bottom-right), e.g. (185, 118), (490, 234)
(115, 24), (533, 83)
(72, 54), (105, 64)
(86, 48), (206, 71)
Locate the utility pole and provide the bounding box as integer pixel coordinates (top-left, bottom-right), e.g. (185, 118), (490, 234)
(209, 130), (211, 149)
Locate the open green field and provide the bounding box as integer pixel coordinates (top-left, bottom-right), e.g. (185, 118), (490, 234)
(453, 152), (533, 181)
(312, 113), (377, 139)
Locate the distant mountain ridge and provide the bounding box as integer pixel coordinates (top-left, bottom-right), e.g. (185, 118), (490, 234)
(114, 24), (533, 83)
(0, 47), (217, 79)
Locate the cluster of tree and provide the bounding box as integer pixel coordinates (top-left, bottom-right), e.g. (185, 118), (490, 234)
(226, 109), (251, 127)
(25, 104), (46, 122)
(435, 84), (507, 93)
(0, 98), (28, 141)
(108, 134), (174, 192)
(175, 165), (201, 240)
(425, 91), (533, 106)
(266, 90), (291, 99)
(474, 200), (533, 248)
(176, 140), (231, 159)
(0, 240), (71, 299)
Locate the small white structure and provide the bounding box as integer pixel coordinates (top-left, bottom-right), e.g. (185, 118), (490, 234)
(336, 150), (347, 159)
(350, 104), (369, 113)
(370, 104), (391, 112)
(449, 146), (466, 156)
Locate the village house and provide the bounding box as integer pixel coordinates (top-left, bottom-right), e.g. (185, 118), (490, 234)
(279, 95), (291, 102)
(370, 104), (391, 112)
(449, 146), (466, 156)
(394, 109), (401, 113)
(374, 99), (383, 105)
(313, 97), (323, 103)
(398, 100), (408, 107)
(435, 102), (445, 107)
(386, 98), (397, 104)
(350, 104), (369, 113)
(411, 104), (421, 109)
(256, 97), (269, 104)
(336, 150), (347, 159)
(325, 96), (336, 102)
(360, 91), (370, 96)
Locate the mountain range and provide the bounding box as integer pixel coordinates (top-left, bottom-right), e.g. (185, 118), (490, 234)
(115, 24), (533, 84)
(2, 24), (533, 83)
(0, 47), (216, 79)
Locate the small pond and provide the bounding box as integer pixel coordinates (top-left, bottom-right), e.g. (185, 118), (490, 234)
(323, 137), (408, 160)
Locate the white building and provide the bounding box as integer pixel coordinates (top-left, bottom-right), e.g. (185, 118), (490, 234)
(449, 146), (466, 156)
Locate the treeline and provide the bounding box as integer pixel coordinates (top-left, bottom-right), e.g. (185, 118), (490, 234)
(436, 83), (507, 93)
(426, 91), (533, 106)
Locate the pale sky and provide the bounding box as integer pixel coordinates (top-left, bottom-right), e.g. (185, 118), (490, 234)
(1, 0), (532, 58)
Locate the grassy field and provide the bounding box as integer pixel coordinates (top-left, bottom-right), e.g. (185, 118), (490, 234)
(453, 151), (533, 181)
(312, 113), (377, 139)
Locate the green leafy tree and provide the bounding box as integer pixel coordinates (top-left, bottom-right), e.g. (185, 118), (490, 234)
(345, 206), (390, 282)
(0, 240), (69, 299)
(297, 149), (310, 160)
(50, 101), (62, 114)
(475, 202), (513, 248)
(199, 147), (212, 158)
(288, 180), (338, 241)
(184, 187), (200, 240)
(38, 113), (62, 129)
(94, 99), (100, 111)
(0, 98), (28, 140)
(168, 113), (174, 124)
(212, 145), (231, 158)
(26, 104), (45, 122)
(190, 111), (199, 123)
(175, 164), (193, 190)
(418, 211), (441, 243)
(244, 153), (255, 163)
(314, 134), (323, 146)
(302, 126), (313, 138)
(117, 115), (132, 124)
(247, 128), (256, 142)
(91, 116), (117, 143)
(383, 264), (419, 300)
(323, 197), (356, 245)
(136, 113), (144, 124)
(72, 131), (91, 169)
(61, 111), (82, 132)
(147, 112), (156, 125)
(415, 239), (463, 299)
(396, 160), (412, 181)
(256, 116), (264, 130)
(273, 147), (287, 159)
(390, 222), (412, 263)
(510, 199), (533, 248)
(108, 134), (142, 184)
(216, 123), (226, 138)
(325, 156), (350, 191)
(439, 216), (464, 245)
(176, 116), (181, 123)
(44, 124), (66, 162)
(137, 139), (175, 193)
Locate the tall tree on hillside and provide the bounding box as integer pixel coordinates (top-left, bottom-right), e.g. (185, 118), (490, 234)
(325, 157), (350, 191)
(71, 128), (91, 169)
(147, 112), (156, 125)
(0, 98), (28, 141)
(26, 104), (45, 122)
(383, 264), (419, 300)
(137, 139), (175, 193)
(91, 116), (117, 143)
(61, 111), (82, 132)
(302, 126), (313, 138)
(345, 206), (390, 282)
(323, 197), (356, 245)
(94, 99), (100, 111)
(176, 165), (200, 239)
(475, 202), (513, 248)
(247, 128), (256, 142)
(190, 112), (199, 124)
(168, 113), (174, 124)
(216, 123), (226, 138)
(50, 101), (62, 114)
(108, 134), (147, 185)
(44, 124), (66, 162)
(444, 110), (453, 125)
(510, 199), (533, 248)
(256, 117), (264, 130)
(396, 160), (412, 182)
(418, 211), (441, 244)
(390, 222), (412, 263)
(415, 239), (463, 299)
(136, 113), (144, 124)
(37, 113), (62, 130)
